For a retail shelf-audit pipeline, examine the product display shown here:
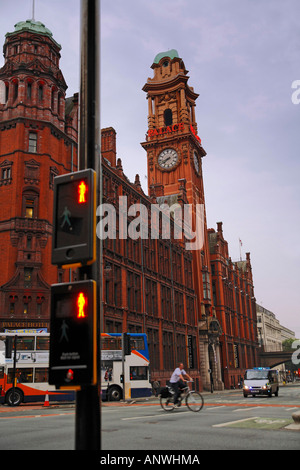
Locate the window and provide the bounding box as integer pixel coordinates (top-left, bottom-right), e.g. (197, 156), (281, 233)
(8, 368), (33, 384)
(38, 84), (43, 102)
(28, 132), (37, 153)
(5, 83), (9, 103)
(202, 272), (211, 300)
(130, 336), (145, 351)
(23, 190), (38, 218)
(25, 198), (34, 218)
(13, 81), (18, 101)
(36, 337), (49, 350)
(1, 167), (11, 181)
(9, 303), (15, 316)
(16, 337), (34, 350)
(164, 108), (173, 126)
(130, 366), (148, 381)
(27, 82), (32, 100)
(34, 368), (48, 383)
(24, 268), (33, 288)
(51, 88), (55, 110)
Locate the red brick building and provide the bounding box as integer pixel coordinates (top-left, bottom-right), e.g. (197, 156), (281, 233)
(208, 222), (259, 388)
(0, 20), (259, 389)
(0, 20), (78, 330)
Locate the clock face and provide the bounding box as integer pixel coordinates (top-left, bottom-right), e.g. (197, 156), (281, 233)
(193, 151), (200, 174)
(158, 148), (178, 169)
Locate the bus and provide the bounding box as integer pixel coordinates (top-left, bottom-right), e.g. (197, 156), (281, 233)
(101, 333), (152, 401)
(0, 332), (74, 406)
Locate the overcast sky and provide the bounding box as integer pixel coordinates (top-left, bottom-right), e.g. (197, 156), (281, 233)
(1, 0), (299, 339)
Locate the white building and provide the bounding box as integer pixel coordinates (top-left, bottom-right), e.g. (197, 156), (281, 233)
(256, 304), (295, 380)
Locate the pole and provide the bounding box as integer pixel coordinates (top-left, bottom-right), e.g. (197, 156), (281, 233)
(121, 333), (125, 401)
(11, 335), (17, 406)
(75, 0), (101, 450)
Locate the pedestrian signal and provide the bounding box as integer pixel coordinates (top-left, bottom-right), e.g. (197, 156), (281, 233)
(49, 280), (97, 387)
(51, 169), (96, 268)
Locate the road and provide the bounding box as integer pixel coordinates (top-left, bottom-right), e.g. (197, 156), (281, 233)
(0, 384), (299, 451)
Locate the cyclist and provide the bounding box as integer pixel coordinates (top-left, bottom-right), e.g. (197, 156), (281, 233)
(170, 363), (193, 407)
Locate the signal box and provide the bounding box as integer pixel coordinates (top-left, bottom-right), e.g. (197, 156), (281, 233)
(49, 280), (97, 387)
(52, 169), (96, 268)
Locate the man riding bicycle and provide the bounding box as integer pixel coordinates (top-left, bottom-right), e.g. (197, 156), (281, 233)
(170, 363), (193, 407)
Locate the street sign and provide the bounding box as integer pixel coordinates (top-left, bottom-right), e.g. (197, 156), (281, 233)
(49, 280), (97, 387)
(52, 169), (96, 268)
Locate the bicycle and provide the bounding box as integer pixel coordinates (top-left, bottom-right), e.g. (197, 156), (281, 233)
(160, 381), (204, 412)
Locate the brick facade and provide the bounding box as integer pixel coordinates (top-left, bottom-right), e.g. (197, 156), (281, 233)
(0, 20), (78, 330)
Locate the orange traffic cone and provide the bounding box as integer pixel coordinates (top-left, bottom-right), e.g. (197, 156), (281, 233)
(44, 390), (50, 407)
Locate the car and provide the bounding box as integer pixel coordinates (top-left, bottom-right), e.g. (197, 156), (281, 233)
(243, 367), (279, 397)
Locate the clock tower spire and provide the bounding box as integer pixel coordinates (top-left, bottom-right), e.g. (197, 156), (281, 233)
(141, 49), (206, 201)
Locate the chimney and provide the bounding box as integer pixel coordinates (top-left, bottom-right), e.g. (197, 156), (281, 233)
(217, 221), (223, 233)
(101, 127), (117, 167)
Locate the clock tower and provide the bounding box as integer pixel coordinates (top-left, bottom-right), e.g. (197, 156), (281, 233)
(141, 50), (223, 390)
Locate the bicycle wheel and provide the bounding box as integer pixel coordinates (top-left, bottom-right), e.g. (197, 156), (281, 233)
(186, 391), (204, 412)
(160, 396), (175, 411)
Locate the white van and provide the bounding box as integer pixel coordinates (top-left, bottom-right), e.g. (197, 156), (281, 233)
(243, 367), (279, 397)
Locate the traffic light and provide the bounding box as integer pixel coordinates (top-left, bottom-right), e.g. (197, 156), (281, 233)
(52, 169), (96, 268)
(5, 336), (13, 358)
(123, 333), (131, 356)
(49, 280), (97, 387)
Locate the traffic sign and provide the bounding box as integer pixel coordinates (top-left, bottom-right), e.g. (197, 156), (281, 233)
(49, 280), (97, 387)
(52, 169), (96, 268)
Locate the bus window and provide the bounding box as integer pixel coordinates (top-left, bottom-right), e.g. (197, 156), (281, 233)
(34, 368), (48, 383)
(101, 337), (122, 351)
(16, 337), (34, 350)
(130, 366), (148, 381)
(130, 337), (145, 351)
(0, 367), (4, 379)
(8, 368), (33, 384)
(36, 337), (50, 350)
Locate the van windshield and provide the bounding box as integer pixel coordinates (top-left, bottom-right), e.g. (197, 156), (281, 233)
(245, 370), (268, 380)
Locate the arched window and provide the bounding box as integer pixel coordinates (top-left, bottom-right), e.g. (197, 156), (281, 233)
(12, 79), (18, 101)
(27, 80), (33, 100)
(51, 88), (56, 111)
(164, 108), (173, 126)
(5, 82), (9, 103)
(38, 84), (43, 102)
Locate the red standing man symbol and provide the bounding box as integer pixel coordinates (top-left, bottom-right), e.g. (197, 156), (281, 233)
(77, 292), (86, 318)
(78, 181), (87, 203)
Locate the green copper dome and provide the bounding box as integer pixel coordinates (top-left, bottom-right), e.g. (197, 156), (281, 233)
(153, 49), (179, 64)
(6, 19), (61, 48)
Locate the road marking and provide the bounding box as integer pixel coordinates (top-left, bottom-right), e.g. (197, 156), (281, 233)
(233, 408), (253, 412)
(122, 411), (190, 420)
(213, 417), (259, 427)
(285, 407), (298, 411)
(233, 407), (266, 412)
(0, 412), (74, 420)
(206, 406), (226, 411)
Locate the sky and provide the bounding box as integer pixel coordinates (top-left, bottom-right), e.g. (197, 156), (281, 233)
(0, 0), (299, 339)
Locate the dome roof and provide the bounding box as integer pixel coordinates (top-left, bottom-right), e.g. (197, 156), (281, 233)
(153, 49), (179, 64)
(6, 19), (61, 48)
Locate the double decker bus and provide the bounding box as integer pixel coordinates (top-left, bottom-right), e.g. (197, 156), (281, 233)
(0, 332), (74, 406)
(101, 333), (152, 401)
